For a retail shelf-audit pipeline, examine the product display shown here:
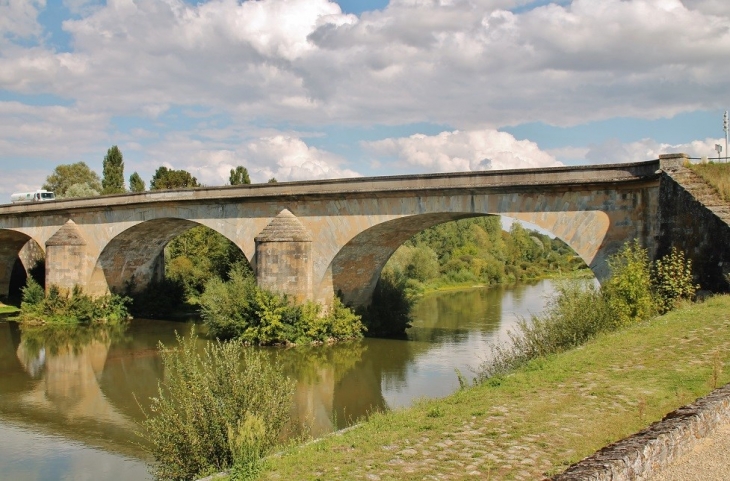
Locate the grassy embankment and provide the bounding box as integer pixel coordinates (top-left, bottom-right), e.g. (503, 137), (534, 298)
(0, 301), (19, 314)
(259, 295), (730, 480)
(689, 162), (730, 201)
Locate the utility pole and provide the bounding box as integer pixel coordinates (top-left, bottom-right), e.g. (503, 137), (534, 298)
(722, 110), (728, 162)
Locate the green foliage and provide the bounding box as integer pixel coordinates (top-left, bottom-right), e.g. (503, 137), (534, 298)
(359, 272), (413, 338)
(64, 182), (100, 198)
(386, 216), (585, 293)
(150, 166), (200, 190)
(652, 246), (698, 313)
(43, 162), (102, 198)
(476, 241), (697, 383)
(268, 177), (278, 183)
(199, 265), (365, 345)
(165, 226), (248, 302)
(603, 240), (656, 326)
(102, 145), (126, 194)
(129, 171), (146, 192)
(127, 277), (186, 319)
(138, 332), (294, 481)
(19, 277), (130, 325)
(229, 166), (251, 185)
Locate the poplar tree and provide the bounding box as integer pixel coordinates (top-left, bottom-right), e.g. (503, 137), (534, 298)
(129, 172), (145, 192)
(102, 145), (126, 194)
(229, 166), (251, 185)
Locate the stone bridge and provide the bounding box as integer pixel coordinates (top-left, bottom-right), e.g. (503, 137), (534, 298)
(0, 153), (728, 307)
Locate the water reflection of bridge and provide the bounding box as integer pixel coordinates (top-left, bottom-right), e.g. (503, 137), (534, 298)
(0, 318), (444, 453)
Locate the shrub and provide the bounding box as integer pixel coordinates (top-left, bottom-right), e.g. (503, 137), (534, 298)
(477, 282), (612, 380)
(652, 246), (698, 313)
(359, 272), (413, 337)
(603, 240), (656, 326)
(199, 264), (365, 345)
(18, 278), (130, 325)
(138, 331), (294, 481)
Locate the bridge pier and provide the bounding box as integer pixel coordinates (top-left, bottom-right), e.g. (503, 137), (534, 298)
(45, 220), (95, 295)
(255, 209), (314, 303)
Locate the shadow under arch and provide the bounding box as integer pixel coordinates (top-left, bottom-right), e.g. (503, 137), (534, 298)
(323, 211), (601, 308)
(0, 229), (44, 302)
(90, 217), (250, 295)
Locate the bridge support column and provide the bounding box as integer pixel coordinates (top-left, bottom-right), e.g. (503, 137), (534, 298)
(45, 220), (94, 295)
(255, 209), (313, 303)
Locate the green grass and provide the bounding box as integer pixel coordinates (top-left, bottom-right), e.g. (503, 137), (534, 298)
(0, 303), (19, 314)
(688, 162), (730, 202)
(258, 295), (730, 480)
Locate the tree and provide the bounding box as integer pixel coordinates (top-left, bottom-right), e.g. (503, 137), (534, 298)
(129, 172), (145, 192)
(102, 145), (125, 194)
(43, 162), (102, 198)
(267, 177), (278, 183)
(64, 183), (100, 198)
(229, 166), (251, 185)
(150, 167), (200, 190)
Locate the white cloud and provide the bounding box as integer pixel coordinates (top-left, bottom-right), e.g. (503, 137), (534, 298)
(0, 0), (44, 40)
(145, 134), (360, 185)
(365, 129), (562, 172)
(582, 137), (728, 164)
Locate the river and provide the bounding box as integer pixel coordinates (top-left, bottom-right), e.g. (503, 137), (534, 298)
(0, 279), (565, 480)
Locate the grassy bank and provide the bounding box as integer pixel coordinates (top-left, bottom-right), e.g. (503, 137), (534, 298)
(260, 295), (730, 480)
(0, 301), (19, 314)
(688, 162), (730, 202)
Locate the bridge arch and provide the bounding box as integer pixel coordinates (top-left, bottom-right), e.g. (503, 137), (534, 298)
(88, 218), (249, 295)
(317, 207), (611, 307)
(0, 229), (45, 301)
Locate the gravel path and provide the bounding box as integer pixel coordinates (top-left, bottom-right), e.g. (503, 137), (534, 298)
(650, 421), (730, 481)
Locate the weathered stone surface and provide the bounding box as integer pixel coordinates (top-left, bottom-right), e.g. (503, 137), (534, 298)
(45, 220), (95, 294)
(549, 383), (730, 481)
(256, 210), (313, 302)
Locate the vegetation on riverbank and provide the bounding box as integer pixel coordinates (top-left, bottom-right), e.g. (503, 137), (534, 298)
(258, 294), (728, 480)
(688, 161), (730, 202)
(138, 332), (294, 481)
(16, 278), (130, 325)
(199, 264), (365, 345)
(0, 301), (18, 314)
(382, 217), (586, 301)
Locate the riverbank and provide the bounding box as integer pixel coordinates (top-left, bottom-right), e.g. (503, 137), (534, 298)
(259, 295), (730, 480)
(0, 302), (18, 314)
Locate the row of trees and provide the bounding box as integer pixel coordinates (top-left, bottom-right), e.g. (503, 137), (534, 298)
(42, 145), (254, 198)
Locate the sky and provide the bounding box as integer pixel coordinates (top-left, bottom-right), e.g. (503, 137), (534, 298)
(1, 0), (730, 199)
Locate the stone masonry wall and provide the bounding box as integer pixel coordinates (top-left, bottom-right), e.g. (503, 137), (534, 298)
(549, 383), (730, 481)
(657, 155), (730, 292)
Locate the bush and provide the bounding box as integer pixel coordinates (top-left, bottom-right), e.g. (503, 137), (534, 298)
(139, 331), (294, 481)
(199, 264), (365, 345)
(603, 240), (656, 326)
(19, 278), (130, 325)
(359, 272), (413, 338)
(477, 282), (612, 380)
(476, 241), (697, 383)
(652, 247), (698, 313)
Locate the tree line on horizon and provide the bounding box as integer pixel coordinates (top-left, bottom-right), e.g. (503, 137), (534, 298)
(40, 145), (260, 199)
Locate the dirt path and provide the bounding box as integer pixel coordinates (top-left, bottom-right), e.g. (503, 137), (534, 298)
(650, 421), (730, 481)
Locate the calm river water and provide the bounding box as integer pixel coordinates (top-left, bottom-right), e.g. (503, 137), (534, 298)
(0, 279), (565, 480)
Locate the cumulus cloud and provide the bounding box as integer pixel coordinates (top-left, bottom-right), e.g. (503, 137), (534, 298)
(2, 0), (729, 126)
(149, 135), (360, 185)
(365, 129), (562, 172)
(584, 137), (729, 164)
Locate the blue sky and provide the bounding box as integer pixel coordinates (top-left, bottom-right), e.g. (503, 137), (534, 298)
(1, 0), (729, 198)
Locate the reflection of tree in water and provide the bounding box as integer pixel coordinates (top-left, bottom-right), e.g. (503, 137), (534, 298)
(408, 287), (505, 343)
(0, 321), (34, 394)
(99, 319), (196, 424)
